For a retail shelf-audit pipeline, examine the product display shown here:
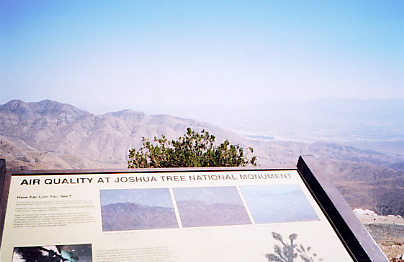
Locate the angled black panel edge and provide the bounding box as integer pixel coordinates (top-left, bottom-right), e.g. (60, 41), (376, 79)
(0, 160), (5, 199)
(0, 159), (10, 246)
(297, 155), (388, 262)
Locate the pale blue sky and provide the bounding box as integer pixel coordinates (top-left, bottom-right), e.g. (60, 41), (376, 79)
(1, 0), (403, 114)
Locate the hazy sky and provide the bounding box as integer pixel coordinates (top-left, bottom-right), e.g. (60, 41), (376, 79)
(1, 0), (403, 114)
(173, 186), (243, 205)
(100, 188), (174, 207)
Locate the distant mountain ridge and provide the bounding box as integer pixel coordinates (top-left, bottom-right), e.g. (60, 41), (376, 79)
(176, 199), (251, 227)
(0, 99), (403, 216)
(1, 99), (401, 170)
(0, 99), (241, 169)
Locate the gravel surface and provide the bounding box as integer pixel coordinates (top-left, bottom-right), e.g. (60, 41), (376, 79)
(355, 209), (404, 261)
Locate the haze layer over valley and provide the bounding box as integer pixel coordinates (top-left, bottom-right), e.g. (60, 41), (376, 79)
(0, 99), (403, 219)
(164, 98), (404, 151)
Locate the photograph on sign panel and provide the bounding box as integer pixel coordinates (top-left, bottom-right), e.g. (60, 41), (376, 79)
(12, 244), (92, 262)
(173, 186), (251, 227)
(100, 188), (178, 231)
(240, 185), (319, 224)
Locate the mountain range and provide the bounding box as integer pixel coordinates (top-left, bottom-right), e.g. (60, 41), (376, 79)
(101, 202), (178, 231)
(0, 99), (403, 216)
(176, 199), (251, 227)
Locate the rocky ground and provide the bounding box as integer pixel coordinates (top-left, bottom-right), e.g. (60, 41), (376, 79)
(355, 209), (404, 261)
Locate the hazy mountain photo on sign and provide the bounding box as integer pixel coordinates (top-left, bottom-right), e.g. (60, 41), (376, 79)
(173, 186), (251, 227)
(100, 188), (178, 231)
(240, 185), (319, 224)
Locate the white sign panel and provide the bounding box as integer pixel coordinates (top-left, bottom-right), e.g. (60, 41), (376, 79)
(1, 170), (353, 261)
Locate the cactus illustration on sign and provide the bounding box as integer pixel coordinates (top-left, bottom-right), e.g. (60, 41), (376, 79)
(266, 232), (323, 262)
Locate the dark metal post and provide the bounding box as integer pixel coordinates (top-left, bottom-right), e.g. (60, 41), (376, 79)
(0, 159), (7, 246)
(0, 160), (5, 199)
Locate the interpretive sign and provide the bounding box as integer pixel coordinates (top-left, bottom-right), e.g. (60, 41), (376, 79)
(0, 156), (387, 261)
